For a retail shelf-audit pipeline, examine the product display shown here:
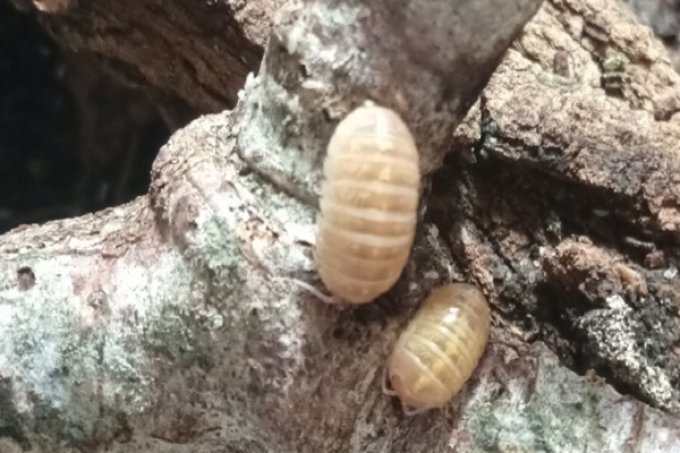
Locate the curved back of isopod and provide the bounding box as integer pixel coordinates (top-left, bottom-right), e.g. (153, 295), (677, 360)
(386, 283), (491, 412)
(315, 102), (421, 304)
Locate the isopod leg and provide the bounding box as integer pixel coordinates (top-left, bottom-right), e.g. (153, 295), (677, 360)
(278, 277), (338, 305)
(381, 367), (398, 396)
(401, 404), (429, 417)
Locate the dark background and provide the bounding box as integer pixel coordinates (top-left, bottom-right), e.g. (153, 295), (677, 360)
(0, 1), (171, 233)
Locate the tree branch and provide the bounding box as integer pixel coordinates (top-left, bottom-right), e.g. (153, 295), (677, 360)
(3, 0), (680, 451)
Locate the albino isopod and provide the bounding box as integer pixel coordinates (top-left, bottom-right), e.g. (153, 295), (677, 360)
(315, 102), (421, 304)
(386, 283), (491, 413)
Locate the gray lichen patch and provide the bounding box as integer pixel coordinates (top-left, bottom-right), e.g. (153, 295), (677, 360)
(456, 343), (680, 453)
(576, 296), (679, 412)
(0, 245), (201, 447)
(236, 71), (328, 205)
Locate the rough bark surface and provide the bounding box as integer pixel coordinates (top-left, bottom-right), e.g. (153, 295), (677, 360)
(28, 0), (272, 111)
(626, 0), (680, 68)
(2, 0), (680, 452)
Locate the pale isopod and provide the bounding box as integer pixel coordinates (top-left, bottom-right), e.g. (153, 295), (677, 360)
(386, 283), (491, 413)
(316, 102), (420, 304)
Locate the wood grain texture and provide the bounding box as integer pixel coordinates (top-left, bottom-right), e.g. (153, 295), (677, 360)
(316, 103), (420, 303)
(388, 283), (491, 410)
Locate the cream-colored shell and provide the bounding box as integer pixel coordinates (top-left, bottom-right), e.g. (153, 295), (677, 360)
(316, 103), (420, 304)
(388, 283), (491, 410)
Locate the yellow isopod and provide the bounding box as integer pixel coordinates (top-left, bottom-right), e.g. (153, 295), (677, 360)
(315, 102), (421, 304)
(386, 283), (491, 413)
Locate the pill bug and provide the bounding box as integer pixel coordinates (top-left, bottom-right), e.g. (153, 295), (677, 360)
(385, 283), (491, 413)
(315, 102), (421, 304)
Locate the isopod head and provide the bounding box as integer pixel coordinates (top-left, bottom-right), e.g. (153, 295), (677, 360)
(387, 283), (491, 411)
(315, 102), (421, 304)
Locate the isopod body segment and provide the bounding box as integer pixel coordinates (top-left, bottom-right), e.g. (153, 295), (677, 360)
(387, 283), (491, 411)
(316, 102), (421, 304)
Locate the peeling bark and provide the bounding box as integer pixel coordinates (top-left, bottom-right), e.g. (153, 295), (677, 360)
(449, 0), (680, 413)
(2, 0), (680, 452)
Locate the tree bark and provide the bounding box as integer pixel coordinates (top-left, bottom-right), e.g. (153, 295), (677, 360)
(625, 0), (680, 64)
(2, 0), (680, 452)
(32, 0), (271, 111)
